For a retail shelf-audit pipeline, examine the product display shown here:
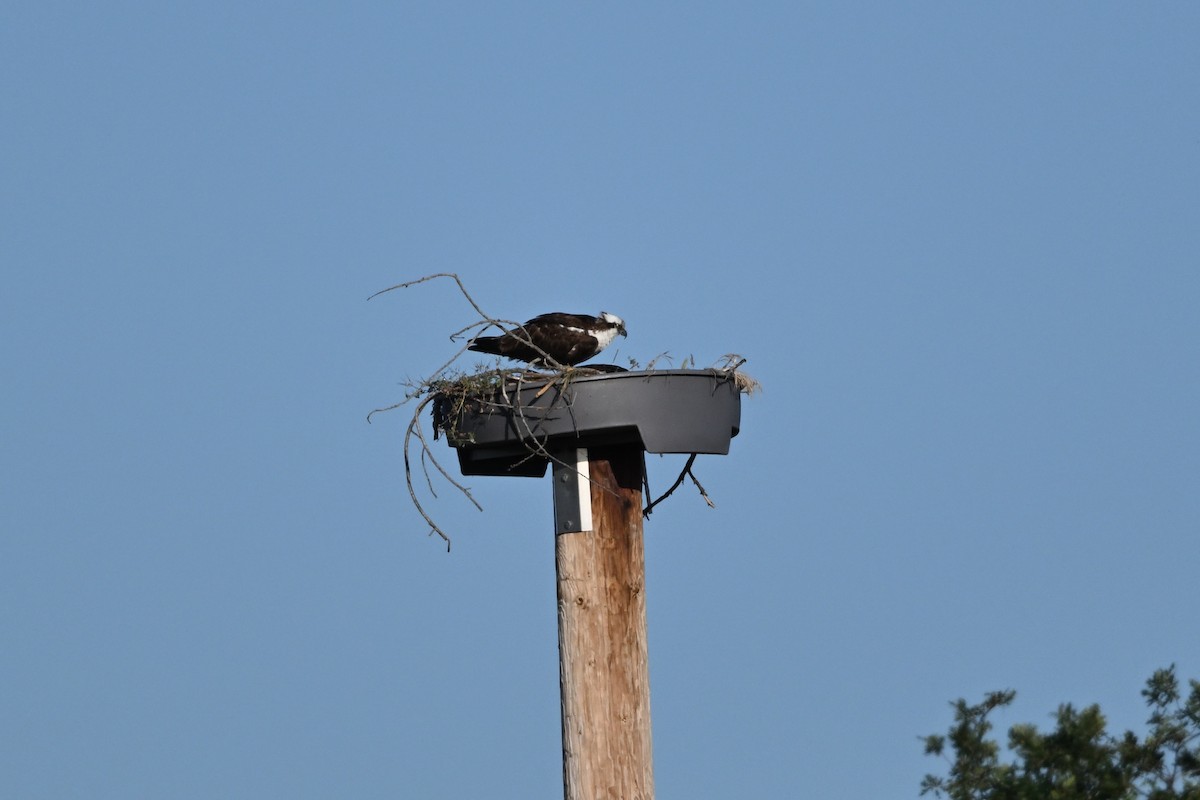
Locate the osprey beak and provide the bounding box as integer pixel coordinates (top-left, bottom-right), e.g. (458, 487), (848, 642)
(619, 324), (627, 337)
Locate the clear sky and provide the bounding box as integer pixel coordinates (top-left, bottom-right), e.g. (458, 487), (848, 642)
(3, 3), (1198, 797)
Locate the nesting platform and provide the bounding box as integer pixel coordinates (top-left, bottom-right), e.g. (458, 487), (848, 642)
(435, 369), (742, 477)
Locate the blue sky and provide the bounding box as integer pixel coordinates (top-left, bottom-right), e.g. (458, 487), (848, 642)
(3, 3), (1198, 797)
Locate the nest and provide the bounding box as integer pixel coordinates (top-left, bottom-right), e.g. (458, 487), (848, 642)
(367, 273), (758, 550)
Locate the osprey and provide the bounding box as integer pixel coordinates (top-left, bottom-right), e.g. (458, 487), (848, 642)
(468, 311), (627, 366)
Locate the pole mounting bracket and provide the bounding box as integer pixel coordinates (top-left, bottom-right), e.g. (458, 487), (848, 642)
(551, 447), (593, 535)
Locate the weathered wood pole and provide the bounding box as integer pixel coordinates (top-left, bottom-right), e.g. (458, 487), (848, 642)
(554, 445), (654, 800)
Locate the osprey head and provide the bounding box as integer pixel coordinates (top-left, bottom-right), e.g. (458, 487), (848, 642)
(599, 311), (627, 337)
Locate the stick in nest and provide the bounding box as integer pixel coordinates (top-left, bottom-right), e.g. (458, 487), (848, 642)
(642, 453), (715, 517)
(368, 274), (602, 548)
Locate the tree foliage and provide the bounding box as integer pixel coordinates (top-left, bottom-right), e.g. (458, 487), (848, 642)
(922, 666), (1200, 799)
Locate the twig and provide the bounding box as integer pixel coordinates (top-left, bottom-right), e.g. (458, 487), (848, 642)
(418, 443), (439, 498)
(367, 272), (491, 321)
(645, 351), (674, 370)
(370, 272), (575, 371)
(644, 453), (696, 517)
(411, 404), (482, 512)
(491, 372), (622, 501)
(688, 462), (716, 509)
(402, 395), (456, 550)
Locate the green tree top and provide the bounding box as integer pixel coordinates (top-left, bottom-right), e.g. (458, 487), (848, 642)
(921, 666), (1200, 799)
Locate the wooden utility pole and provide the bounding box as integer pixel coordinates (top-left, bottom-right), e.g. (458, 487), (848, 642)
(553, 445), (654, 800)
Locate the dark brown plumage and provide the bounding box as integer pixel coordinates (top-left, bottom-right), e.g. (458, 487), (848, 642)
(468, 312), (627, 366)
